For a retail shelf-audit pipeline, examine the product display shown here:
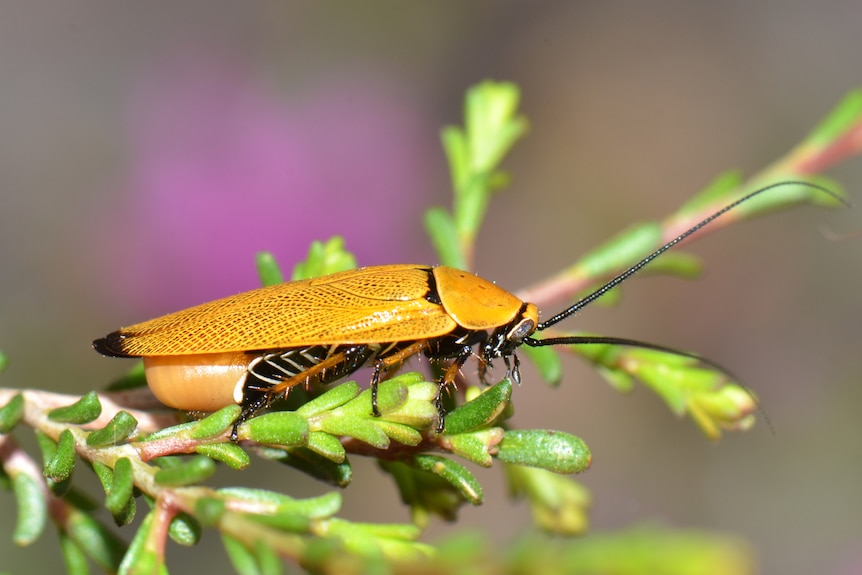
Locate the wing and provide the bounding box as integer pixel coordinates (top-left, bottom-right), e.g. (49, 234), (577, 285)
(94, 265), (458, 357)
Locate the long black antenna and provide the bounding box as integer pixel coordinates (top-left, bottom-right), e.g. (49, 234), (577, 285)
(523, 333), (739, 379)
(523, 331), (772, 433)
(537, 181), (844, 330)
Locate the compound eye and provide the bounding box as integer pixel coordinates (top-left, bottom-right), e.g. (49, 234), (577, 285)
(506, 318), (536, 344)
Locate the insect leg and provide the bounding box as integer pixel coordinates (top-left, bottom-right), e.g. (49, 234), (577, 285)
(502, 352), (521, 384)
(248, 345), (374, 394)
(434, 345), (474, 432)
(477, 354), (490, 385)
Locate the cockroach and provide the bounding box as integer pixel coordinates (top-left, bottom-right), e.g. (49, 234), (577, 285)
(93, 181), (840, 438)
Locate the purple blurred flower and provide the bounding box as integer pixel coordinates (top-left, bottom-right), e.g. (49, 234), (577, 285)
(102, 52), (434, 316)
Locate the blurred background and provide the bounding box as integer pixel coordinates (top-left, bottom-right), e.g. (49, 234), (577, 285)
(1, 2), (861, 573)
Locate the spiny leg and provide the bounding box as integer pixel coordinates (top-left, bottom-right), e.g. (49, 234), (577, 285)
(434, 344), (474, 432)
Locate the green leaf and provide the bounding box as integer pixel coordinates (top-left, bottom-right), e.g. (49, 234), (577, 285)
(506, 466), (592, 535)
(505, 526), (756, 573)
(118, 512), (167, 575)
(431, 80), (529, 268)
(638, 362), (722, 408)
(314, 379), (432, 448)
(636, 251), (703, 279)
(168, 512), (201, 546)
(195, 443), (251, 470)
(34, 430), (58, 463)
(305, 431), (347, 462)
(86, 411), (137, 446)
(12, 472), (47, 545)
(325, 518), (434, 562)
(573, 341), (760, 439)
(58, 531), (90, 575)
(243, 412), (309, 447)
(342, 521), (424, 542)
(222, 534), (259, 575)
(48, 391), (102, 424)
(295, 381), (361, 417)
(253, 538), (285, 575)
(220, 488), (342, 520)
(689, 386), (757, 440)
(105, 457), (135, 525)
(291, 236), (357, 281)
(255, 251), (285, 287)
(371, 421), (424, 447)
(35, 431), (72, 495)
(63, 502), (127, 571)
(595, 364), (636, 393)
(443, 379), (511, 435)
(320, 416), (390, 450)
(441, 126), (470, 199)
(192, 405), (242, 439)
(373, 377), (439, 430)
(0, 393), (25, 434)
(154, 455), (216, 486)
(358, 380), (409, 415)
(804, 177), (848, 208)
(424, 207), (466, 270)
(806, 89), (862, 146)
(380, 459), (470, 527)
(677, 171), (744, 215)
(444, 427), (504, 467)
(412, 454), (483, 505)
(195, 497), (226, 528)
(245, 510), (310, 534)
(285, 491), (345, 519)
(574, 222), (663, 280)
(498, 429), (592, 474)
(90, 461), (114, 494)
(44, 429), (77, 483)
(464, 80), (527, 174)
(721, 178), (846, 220)
(139, 421), (198, 442)
(256, 446), (353, 487)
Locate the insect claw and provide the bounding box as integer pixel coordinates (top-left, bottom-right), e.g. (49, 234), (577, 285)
(511, 353), (521, 385)
(433, 383), (446, 433)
